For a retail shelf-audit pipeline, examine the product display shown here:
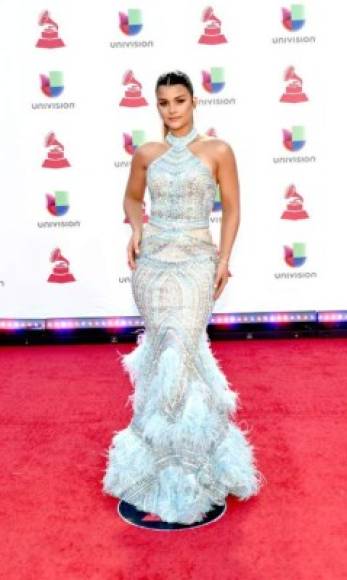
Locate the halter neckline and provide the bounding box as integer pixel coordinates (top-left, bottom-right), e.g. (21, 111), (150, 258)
(165, 126), (199, 149)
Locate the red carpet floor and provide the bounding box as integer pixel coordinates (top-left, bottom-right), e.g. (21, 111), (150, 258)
(1, 337), (347, 580)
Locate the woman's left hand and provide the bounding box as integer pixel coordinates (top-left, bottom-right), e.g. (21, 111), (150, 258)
(213, 262), (232, 301)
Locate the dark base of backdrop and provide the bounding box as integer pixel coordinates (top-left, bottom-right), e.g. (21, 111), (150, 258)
(1, 320), (347, 346)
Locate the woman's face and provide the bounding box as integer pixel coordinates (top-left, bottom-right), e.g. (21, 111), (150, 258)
(156, 84), (196, 131)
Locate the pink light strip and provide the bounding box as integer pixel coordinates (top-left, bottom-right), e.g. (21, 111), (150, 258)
(2, 311), (347, 332)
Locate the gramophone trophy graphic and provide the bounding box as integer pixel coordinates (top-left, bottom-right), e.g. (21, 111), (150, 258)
(280, 66), (308, 103)
(119, 70), (148, 107)
(48, 248), (76, 283)
(42, 132), (70, 168)
(206, 127), (217, 138)
(198, 6), (227, 45)
(281, 184), (309, 220)
(36, 11), (65, 48)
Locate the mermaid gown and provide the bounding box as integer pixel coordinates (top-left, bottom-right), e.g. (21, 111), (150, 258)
(102, 126), (263, 524)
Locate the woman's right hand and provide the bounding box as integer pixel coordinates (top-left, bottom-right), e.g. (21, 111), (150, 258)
(127, 228), (142, 270)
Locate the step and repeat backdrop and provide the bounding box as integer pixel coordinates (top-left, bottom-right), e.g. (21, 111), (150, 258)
(0, 1), (345, 319)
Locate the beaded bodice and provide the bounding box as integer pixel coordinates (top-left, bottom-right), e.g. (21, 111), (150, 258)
(147, 126), (217, 229)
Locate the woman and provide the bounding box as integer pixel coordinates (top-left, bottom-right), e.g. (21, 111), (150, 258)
(102, 70), (263, 525)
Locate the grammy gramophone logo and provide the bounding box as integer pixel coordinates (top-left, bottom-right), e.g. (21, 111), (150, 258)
(119, 70), (148, 107)
(281, 185), (309, 220)
(48, 248), (76, 283)
(36, 10), (65, 48)
(280, 66), (308, 103)
(42, 132), (70, 169)
(198, 6), (228, 44)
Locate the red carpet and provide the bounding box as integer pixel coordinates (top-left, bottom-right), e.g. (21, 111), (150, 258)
(1, 338), (346, 580)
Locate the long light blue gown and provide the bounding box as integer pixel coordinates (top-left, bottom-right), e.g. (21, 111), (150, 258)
(102, 125), (263, 524)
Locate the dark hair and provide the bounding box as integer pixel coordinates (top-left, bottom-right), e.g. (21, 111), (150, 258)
(155, 70), (194, 97)
(155, 71), (195, 138)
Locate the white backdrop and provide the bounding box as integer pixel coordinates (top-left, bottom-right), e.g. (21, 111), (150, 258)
(0, 1), (345, 319)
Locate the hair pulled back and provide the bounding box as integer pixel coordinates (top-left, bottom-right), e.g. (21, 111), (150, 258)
(155, 70), (194, 138)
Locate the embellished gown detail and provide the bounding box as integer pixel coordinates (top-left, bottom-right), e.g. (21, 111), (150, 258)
(102, 126), (263, 524)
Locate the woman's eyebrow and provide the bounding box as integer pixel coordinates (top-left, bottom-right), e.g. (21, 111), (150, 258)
(158, 95), (186, 102)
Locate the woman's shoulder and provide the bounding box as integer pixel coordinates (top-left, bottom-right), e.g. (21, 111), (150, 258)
(132, 141), (167, 165)
(199, 135), (236, 164)
(199, 134), (234, 152)
(133, 141), (166, 169)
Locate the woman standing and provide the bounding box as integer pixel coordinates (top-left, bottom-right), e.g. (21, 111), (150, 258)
(102, 70), (263, 525)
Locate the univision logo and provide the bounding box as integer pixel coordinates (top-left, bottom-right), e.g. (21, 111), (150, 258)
(46, 191), (69, 216)
(282, 5), (305, 31)
(114, 129), (146, 168)
(213, 187), (222, 211)
(119, 9), (143, 35)
(37, 190), (80, 228)
(33, 73), (75, 110)
(111, 8), (153, 48)
(40, 71), (64, 97)
(202, 67), (225, 93)
(284, 242), (306, 267)
(283, 125), (305, 151)
(273, 5), (315, 44)
(273, 126), (316, 164)
(38, 190), (79, 229)
(123, 129), (146, 155)
(274, 242), (317, 278)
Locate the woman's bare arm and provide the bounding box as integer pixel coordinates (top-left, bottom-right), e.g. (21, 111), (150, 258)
(216, 142), (240, 264)
(123, 147), (147, 233)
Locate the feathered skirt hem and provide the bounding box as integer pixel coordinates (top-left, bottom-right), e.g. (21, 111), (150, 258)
(101, 331), (264, 525)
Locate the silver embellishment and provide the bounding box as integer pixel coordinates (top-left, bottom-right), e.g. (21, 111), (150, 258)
(102, 126), (264, 524)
